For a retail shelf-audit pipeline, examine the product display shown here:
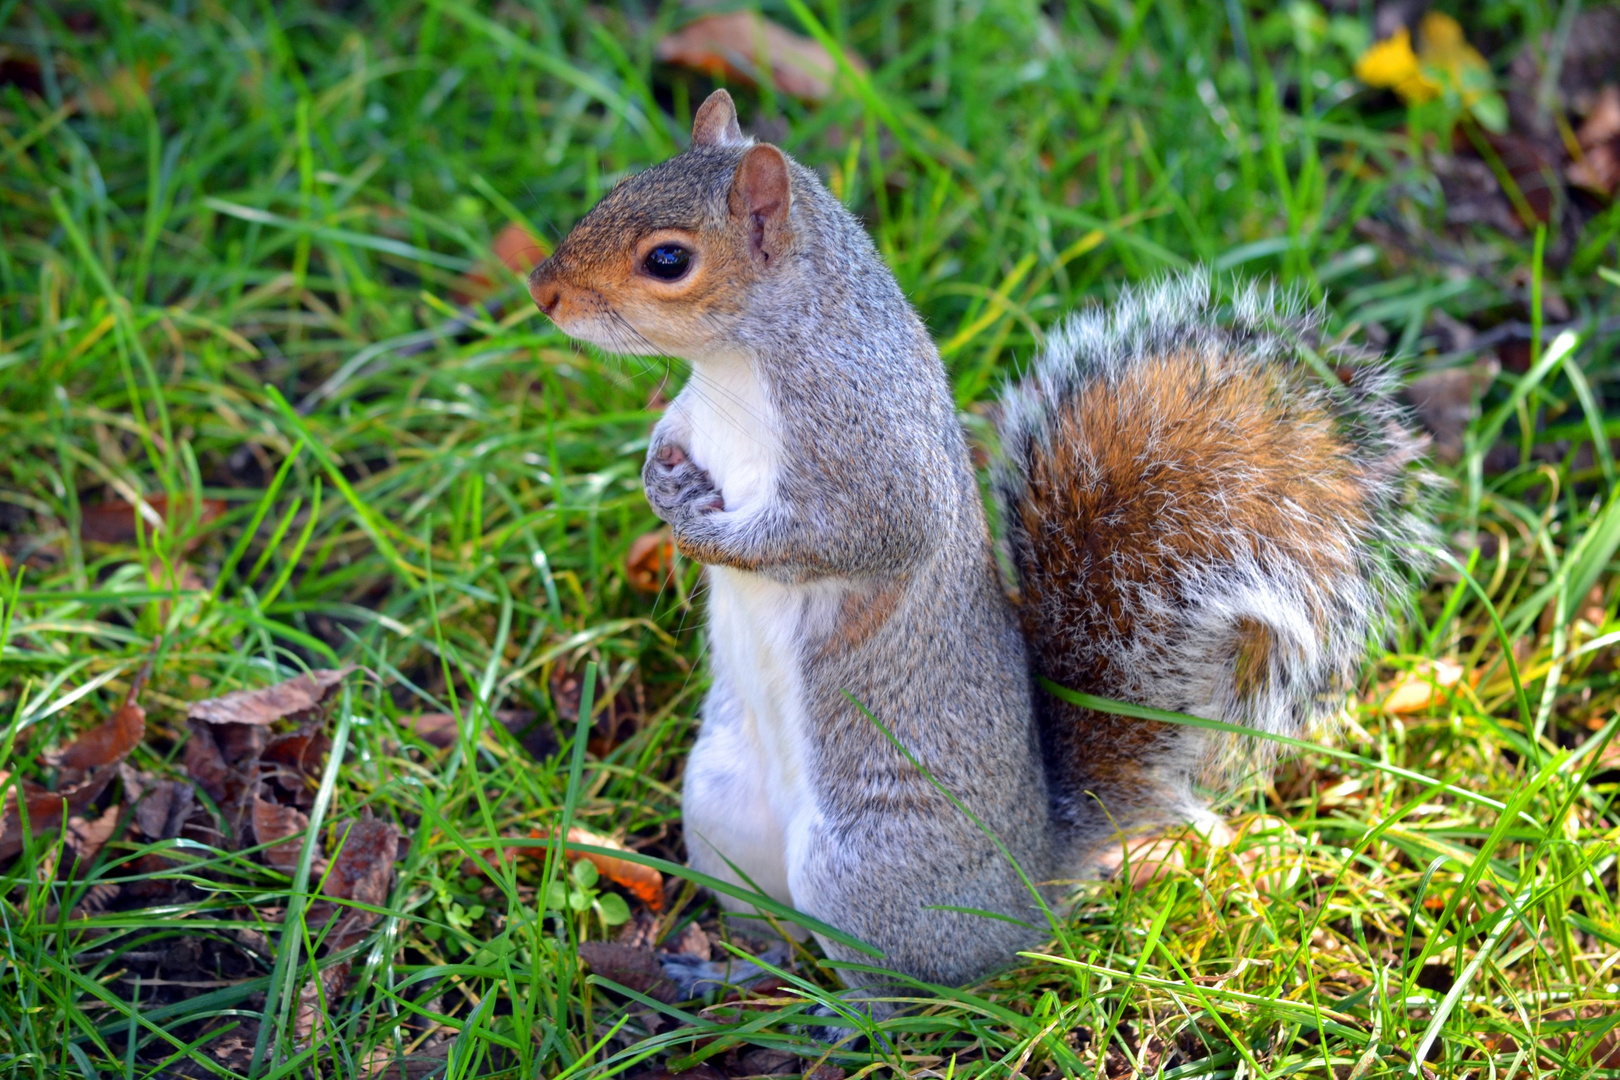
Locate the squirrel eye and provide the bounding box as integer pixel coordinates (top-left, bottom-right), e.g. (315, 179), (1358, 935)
(643, 243), (692, 281)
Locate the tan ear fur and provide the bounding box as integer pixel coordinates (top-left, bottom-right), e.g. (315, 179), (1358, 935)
(691, 89), (743, 148)
(729, 144), (793, 265)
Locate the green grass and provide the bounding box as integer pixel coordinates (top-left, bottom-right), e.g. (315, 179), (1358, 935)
(2, 0), (1620, 1076)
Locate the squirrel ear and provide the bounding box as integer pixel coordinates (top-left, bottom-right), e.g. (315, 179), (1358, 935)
(691, 89), (743, 148)
(729, 144), (793, 265)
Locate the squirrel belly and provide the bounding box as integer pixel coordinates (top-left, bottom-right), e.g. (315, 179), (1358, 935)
(528, 89), (1433, 1000)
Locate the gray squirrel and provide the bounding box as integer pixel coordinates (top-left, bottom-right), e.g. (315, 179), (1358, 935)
(528, 90), (1430, 1003)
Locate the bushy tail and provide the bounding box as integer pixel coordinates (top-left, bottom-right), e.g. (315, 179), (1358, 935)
(993, 271), (1433, 841)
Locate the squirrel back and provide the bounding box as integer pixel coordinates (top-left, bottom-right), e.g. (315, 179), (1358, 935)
(994, 272), (1433, 843)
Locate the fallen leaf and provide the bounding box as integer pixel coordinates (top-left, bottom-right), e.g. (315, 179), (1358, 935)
(632, 1068), (727, 1080)
(67, 803), (123, 862)
(0, 765), (118, 860)
(1404, 359), (1499, 465)
(492, 222), (546, 273)
(575, 941), (677, 1003)
(184, 722), (232, 803)
(625, 528), (675, 594)
(315, 817), (400, 954)
(404, 711), (459, 748)
(294, 961), (352, 1047)
(253, 797), (312, 872)
(550, 665), (638, 754)
(214, 721), (268, 767)
(452, 223), (549, 302)
(531, 825), (664, 911)
(655, 12), (865, 103)
(1383, 659), (1465, 714)
(666, 920), (711, 960)
(56, 685), (146, 771)
(134, 779), (196, 841)
(202, 1031), (260, 1073)
(79, 494), (224, 545)
(189, 666), (355, 726)
(363, 1040), (451, 1080)
(1569, 85), (1620, 196)
(402, 709), (554, 758)
(262, 722), (332, 778)
(735, 1048), (799, 1076)
(323, 816), (400, 908)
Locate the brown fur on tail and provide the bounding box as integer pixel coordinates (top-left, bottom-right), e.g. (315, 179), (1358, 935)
(994, 272), (1431, 839)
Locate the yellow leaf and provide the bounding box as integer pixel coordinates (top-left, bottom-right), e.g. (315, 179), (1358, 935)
(1416, 11), (1493, 110)
(1355, 27), (1441, 103)
(1382, 659), (1464, 715)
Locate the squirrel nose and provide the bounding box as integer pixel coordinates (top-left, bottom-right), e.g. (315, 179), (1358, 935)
(528, 263), (561, 317)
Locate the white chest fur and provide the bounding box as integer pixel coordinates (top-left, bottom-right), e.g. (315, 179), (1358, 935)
(665, 356), (836, 903)
(670, 355), (780, 518)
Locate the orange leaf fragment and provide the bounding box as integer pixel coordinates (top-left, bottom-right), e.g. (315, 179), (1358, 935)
(79, 494), (225, 546)
(625, 528), (675, 594)
(531, 825), (663, 912)
(655, 12), (866, 103)
(1383, 659), (1464, 714)
(492, 223), (547, 273)
(1569, 85), (1620, 196)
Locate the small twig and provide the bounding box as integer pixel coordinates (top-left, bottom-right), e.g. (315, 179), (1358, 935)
(1429, 313), (1620, 367)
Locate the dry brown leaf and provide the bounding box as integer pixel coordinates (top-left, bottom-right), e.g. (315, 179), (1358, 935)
(402, 709), (546, 753)
(1383, 659), (1465, 714)
(183, 722), (232, 803)
(134, 779), (196, 841)
(655, 12), (865, 102)
(262, 722), (332, 778)
(57, 689), (146, 771)
(1404, 359), (1500, 466)
(253, 798), (312, 872)
(79, 494), (224, 545)
(575, 941), (677, 1003)
(549, 666), (638, 754)
(189, 666), (355, 726)
(323, 816), (400, 908)
(294, 960), (352, 1047)
(1569, 85), (1620, 196)
(403, 711), (459, 748)
(410, 710), (469, 749)
(666, 920), (711, 960)
(67, 803), (123, 862)
(626, 528), (675, 594)
(531, 825), (664, 912)
(1, 673), (148, 860)
(0, 765), (118, 860)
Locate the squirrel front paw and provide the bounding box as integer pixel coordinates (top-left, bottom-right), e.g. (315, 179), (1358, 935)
(643, 443), (725, 525)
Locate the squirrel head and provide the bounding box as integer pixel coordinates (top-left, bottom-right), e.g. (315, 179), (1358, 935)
(529, 90), (798, 359)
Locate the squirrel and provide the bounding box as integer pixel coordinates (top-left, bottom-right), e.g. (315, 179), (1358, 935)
(528, 89), (1431, 1005)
